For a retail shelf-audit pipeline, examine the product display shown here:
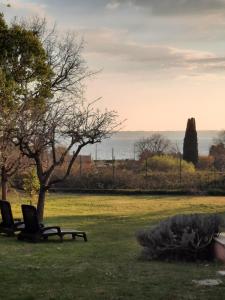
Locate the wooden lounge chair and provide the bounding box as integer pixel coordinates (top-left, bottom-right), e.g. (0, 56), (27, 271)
(0, 200), (24, 236)
(18, 204), (87, 243)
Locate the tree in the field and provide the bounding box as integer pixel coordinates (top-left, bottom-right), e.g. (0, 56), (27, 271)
(0, 14), (52, 200)
(13, 99), (119, 221)
(183, 118), (198, 166)
(213, 130), (225, 146)
(209, 143), (225, 171)
(135, 134), (172, 160)
(209, 131), (225, 171)
(10, 19), (120, 221)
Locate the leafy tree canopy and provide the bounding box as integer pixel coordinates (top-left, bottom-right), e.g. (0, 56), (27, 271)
(0, 13), (52, 113)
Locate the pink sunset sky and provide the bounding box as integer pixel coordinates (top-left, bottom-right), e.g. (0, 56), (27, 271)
(3, 0), (225, 131)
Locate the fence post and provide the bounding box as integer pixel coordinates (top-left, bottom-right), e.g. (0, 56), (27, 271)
(179, 152), (182, 185)
(79, 155), (82, 177)
(145, 158), (148, 189)
(112, 148), (115, 187)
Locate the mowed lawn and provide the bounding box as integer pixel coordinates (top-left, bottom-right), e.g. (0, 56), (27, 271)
(2, 194), (225, 300)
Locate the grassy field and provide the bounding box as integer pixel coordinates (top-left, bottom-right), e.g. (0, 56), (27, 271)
(1, 194), (225, 299)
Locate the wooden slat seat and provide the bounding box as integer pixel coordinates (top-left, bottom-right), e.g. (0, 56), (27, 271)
(18, 205), (88, 243)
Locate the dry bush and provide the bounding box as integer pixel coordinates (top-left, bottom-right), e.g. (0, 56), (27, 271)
(137, 214), (221, 261)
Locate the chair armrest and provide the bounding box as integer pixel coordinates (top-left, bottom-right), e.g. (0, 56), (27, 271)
(14, 221), (24, 226)
(41, 226), (61, 234)
(15, 221), (24, 225)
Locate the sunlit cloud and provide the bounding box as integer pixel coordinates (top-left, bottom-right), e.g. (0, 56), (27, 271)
(1, 0), (225, 130)
(83, 28), (225, 78)
(106, 1), (120, 10)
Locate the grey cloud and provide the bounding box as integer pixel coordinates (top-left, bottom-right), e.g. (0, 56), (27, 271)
(109, 0), (225, 15)
(84, 29), (225, 75)
(13, 0), (225, 17)
(188, 57), (225, 64)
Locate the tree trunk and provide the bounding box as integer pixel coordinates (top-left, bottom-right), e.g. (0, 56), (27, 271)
(37, 186), (46, 222)
(1, 166), (8, 201)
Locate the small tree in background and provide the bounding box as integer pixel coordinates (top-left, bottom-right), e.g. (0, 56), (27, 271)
(135, 134), (172, 160)
(183, 118), (198, 166)
(23, 167), (40, 205)
(208, 131), (225, 170)
(213, 130), (225, 145)
(209, 143), (225, 171)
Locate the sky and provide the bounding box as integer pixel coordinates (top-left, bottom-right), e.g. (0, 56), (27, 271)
(2, 0), (225, 131)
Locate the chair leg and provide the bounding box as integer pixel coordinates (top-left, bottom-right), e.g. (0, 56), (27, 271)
(59, 234), (63, 243)
(8, 231), (15, 237)
(31, 237), (38, 243)
(83, 233), (87, 242)
(17, 233), (24, 241)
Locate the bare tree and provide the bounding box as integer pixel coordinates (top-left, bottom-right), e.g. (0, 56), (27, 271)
(12, 99), (119, 221)
(0, 131), (29, 200)
(213, 130), (225, 146)
(135, 134), (172, 160)
(209, 131), (225, 171)
(19, 17), (93, 97)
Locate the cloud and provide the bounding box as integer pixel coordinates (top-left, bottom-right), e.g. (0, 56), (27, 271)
(107, 0), (225, 16)
(1, 0), (48, 18)
(106, 1), (121, 10)
(84, 28), (225, 76)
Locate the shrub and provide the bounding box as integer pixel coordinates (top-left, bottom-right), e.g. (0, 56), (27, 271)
(23, 168), (40, 203)
(197, 156), (214, 171)
(209, 143), (225, 171)
(137, 214), (222, 261)
(146, 155), (195, 173)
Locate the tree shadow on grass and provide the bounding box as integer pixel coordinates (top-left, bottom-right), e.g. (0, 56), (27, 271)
(45, 206), (225, 226)
(41, 208), (225, 245)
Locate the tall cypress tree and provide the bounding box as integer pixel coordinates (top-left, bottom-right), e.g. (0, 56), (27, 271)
(183, 118), (198, 166)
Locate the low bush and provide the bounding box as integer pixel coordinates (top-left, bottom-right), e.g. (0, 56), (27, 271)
(145, 155), (195, 173)
(137, 214), (222, 261)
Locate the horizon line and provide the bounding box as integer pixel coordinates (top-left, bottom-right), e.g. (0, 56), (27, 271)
(118, 129), (222, 132)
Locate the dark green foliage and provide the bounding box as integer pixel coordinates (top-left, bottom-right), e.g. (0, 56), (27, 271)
(137, 214), (221, 261)
(0, 13), (52, 112)
(183, 118), (198, 166)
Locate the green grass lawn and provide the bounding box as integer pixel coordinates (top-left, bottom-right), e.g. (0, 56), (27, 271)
(2, 194), (225, 300)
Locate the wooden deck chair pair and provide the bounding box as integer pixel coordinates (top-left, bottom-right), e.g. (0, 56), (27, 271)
(0, 200), (87, 242)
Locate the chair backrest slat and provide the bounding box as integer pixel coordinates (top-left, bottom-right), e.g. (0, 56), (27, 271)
(0, 200), (14, 227)
(21, 205), (40, 233)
